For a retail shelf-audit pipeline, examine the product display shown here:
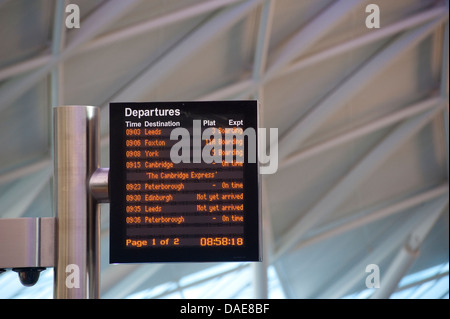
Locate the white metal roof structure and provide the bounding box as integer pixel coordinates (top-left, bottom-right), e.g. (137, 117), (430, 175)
(0, 0), (448, 299)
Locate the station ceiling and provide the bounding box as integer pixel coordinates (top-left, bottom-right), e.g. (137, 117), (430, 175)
(0, 0), (448, 299)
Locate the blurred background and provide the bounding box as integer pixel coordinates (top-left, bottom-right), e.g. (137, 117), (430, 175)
(0, 0), (448, 299)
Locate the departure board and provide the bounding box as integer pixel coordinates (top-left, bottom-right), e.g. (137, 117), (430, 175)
(109, 101), (260, 263)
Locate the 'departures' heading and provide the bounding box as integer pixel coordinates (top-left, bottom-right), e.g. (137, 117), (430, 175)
(125, 107), (181, 118)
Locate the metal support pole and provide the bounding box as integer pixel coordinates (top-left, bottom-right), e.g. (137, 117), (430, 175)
(53, 105), (100, 299)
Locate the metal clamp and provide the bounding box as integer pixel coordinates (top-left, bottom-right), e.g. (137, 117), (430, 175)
(1, 105), (110, 297)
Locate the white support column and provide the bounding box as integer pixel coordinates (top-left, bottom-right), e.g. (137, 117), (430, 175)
(251, 0), (275, 299)
(250, 0), (275, 100)
(50, 0), (67, 108)
(441, 2), (449, 178)
(253, 179), (273, 298)
(253, 260), (268, 299)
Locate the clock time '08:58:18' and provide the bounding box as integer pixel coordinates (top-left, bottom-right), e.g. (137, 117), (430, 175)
(200, 237), (244, 246)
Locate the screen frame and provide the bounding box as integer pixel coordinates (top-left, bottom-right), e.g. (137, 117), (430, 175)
(109, 101), (261, 263)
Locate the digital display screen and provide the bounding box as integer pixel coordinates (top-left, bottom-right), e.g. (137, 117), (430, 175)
(109, 101), (260, 263)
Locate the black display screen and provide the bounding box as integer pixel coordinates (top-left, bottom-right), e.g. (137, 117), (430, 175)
(109, 101), (260, 263)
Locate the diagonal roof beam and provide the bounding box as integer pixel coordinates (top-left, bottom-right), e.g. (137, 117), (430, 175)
(293, 183), (448, 253)
(99, 0), (263, 131)
(85, 0), (245, 54)
(96, 6), (447, 145)
(277, 15), (448, 160)
(4, 12), (446, 184)
(0, 0), (142, 112)
(240, 0), (364, 99)
(264, 0), (363, 82)
(278, 5), (448, 80)
(14, 0), (442, 89)
(318, 195), (448, 299)
(202, 5), (447, 101)
(398, 270), (449, 297)
(197, 79), (253, 101)
(274, 103), (445, 260)
(266, 185), (449, 295)
(0, 166), (52, 218)
(102, 0), (262, 106)
(279, 96), (443, 170)
(0, 0), (243, 82)
(370, 197), (448, 299)
(0, 158), (51, 185)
